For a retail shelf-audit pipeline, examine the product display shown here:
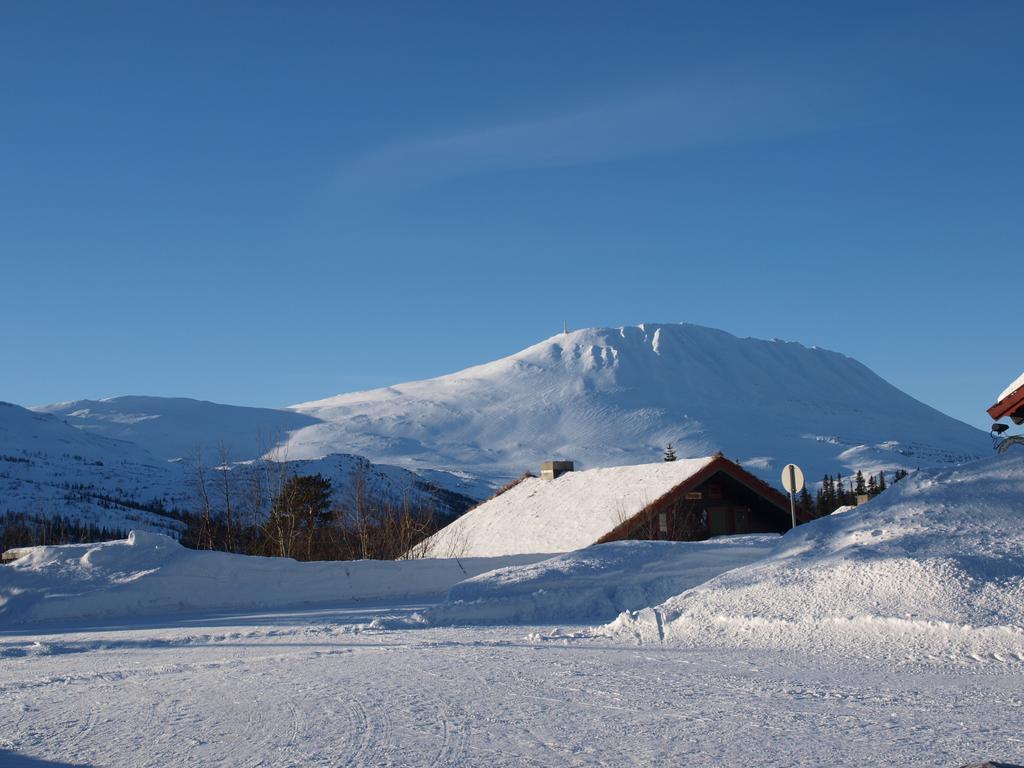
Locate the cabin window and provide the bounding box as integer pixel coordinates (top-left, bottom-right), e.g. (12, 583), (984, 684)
(658, 512), (668, 534)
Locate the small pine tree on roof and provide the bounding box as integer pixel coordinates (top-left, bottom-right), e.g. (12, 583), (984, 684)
(663, 443), (677, 462)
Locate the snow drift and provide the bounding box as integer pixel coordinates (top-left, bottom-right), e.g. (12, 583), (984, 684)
(0, 532), (544, 626)
(609, 453), (1024, 662)
(425, 536), (777, 626)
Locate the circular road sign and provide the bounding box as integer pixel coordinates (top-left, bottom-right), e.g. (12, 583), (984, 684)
(781, 464), (805, 494)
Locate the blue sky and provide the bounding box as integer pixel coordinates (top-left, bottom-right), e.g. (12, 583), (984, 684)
(2, 1), (1022, 428)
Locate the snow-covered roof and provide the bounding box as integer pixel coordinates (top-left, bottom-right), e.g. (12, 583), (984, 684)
(997, 372), (1024, 404)
(423, 458), (719, 558)
(988, 371), (1024, 422)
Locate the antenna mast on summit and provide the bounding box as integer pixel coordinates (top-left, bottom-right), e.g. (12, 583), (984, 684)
(563, 320), (568, 335)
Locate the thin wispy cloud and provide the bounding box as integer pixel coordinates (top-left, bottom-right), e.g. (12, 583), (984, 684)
(334, 69), (859, 198)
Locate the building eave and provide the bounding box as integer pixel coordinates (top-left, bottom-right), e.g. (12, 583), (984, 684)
(987, 386), (1024, 421)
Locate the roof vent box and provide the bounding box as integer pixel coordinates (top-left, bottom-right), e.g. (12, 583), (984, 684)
(541, 461), (574, 480)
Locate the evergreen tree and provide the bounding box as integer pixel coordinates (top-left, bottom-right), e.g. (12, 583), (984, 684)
(835, 473), (845, 507)
(867, 474), (878, 496)
(663, 443), (677, 462)
(819, 474), (834, 515)
(877, 471), (887, 491)
(854, 470), (867, 496)
(798, 486), (814, 519)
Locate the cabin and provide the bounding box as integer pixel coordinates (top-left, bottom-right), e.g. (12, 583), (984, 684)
(421, 454), (804, 558)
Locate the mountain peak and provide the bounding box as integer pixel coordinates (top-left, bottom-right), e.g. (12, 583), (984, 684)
(285, 322), (986, 484)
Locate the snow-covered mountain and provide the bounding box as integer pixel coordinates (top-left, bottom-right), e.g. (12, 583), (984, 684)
(283, 323), (987, 484)
(0, 402), (477, 536)
(37, 396), (321, 462)
(0, 401), (188, 535)
(21, 322), (989, 528)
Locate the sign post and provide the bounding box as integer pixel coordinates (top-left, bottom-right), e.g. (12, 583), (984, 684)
(780, 463), (805, 530)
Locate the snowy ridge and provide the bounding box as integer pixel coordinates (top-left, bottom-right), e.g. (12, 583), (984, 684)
(607, 453), (1024, 663)
(36, 395), (322, 462)
(285, 323), (986, 486)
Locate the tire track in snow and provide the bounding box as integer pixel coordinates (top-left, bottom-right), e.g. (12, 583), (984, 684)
(337, 695), (393, 767)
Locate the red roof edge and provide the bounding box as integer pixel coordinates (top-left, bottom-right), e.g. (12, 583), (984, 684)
(987, 385), (1024, 421)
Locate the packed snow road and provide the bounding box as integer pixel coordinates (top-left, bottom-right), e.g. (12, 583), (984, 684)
(2, 603), (1021, 767)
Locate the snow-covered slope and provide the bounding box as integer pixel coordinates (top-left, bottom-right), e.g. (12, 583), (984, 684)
(225, 453), (480, 516)
(0, 402), (476, 535)
(0, 401), (187, 535)
(36, 396), (321, 462)
(284, 323), (987, 486)
(609, 452), (1024, 662)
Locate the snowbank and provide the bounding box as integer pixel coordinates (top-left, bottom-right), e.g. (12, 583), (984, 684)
(608, 454), (1024, 662)
(0, 531), (544, 626)
(424, 535), (778, 625)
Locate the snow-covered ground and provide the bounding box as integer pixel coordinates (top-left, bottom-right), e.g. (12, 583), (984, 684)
(3, 452), (1023, 765)
(610, 453), (1024, 664)
(0, 532), (544, 627)
(426, 536), (776, 625)
(2, 602), (1021, 766)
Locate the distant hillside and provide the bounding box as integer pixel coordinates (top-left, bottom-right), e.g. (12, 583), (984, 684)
(0, 402), (476, 537)
(36, 396), (321, 462)
(0, 401), (187, 536)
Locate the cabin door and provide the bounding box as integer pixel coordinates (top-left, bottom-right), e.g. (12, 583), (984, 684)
(707, 507), (733, 536)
